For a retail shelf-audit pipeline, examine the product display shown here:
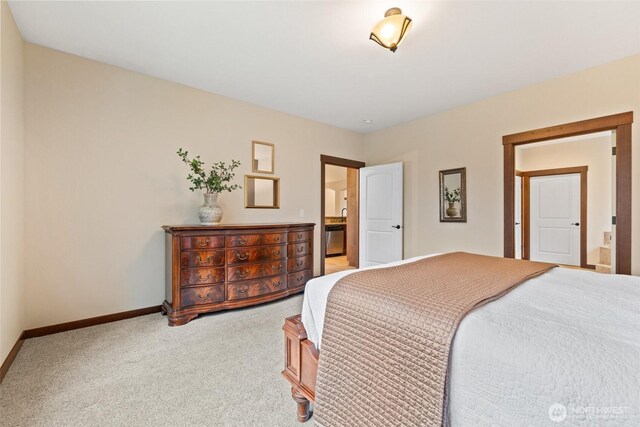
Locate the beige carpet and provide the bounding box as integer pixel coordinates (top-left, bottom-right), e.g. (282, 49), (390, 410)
(0, 295), (305, 426)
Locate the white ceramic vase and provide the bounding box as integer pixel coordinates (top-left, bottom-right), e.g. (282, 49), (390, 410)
(199, 193), (223, 225)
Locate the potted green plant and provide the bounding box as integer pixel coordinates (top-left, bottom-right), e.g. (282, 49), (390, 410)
(177, 148), (241, 225)
(444, 186), (461, 217)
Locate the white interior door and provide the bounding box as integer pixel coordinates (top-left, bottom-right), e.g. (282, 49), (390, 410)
(359, 163), (403, 267)
(515, 175), (522, 259)
(530, 174), (580, 266)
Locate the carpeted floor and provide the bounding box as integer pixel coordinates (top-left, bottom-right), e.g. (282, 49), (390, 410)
(0, 294), (306, 426)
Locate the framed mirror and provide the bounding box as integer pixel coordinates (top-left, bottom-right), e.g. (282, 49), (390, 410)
(439, 167), (467, 222)
(245, 175), (280, 209)
(252, 141), (275, 174)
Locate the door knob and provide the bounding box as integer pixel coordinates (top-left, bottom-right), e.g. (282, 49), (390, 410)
(391, 225), (401, 229)
(515, 222), (521, 225)
(571, 222), (580, 226)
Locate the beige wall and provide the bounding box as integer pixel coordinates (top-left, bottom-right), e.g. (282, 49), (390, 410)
(516, 136), (612, 265)
(12, 38), (640, 333)
(0, 0), (25, 363)
(364, 55), (640, 275)
(24, 44), (364, 328)
(325, 181), (347, 217)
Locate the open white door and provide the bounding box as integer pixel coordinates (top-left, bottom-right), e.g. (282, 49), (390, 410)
(530, 174), (580, 266)
(359, 162), (403, 267)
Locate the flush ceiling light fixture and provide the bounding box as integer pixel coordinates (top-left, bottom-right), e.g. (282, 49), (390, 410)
(369, 7), (412, 52)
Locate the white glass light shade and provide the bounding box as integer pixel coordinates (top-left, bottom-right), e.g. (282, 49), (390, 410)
(370, 8), (412, 52)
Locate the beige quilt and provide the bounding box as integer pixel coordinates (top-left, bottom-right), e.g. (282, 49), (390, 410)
(314, 252), (556, 427)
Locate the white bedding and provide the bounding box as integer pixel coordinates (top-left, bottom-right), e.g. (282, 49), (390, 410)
(301, 256), (640, 425)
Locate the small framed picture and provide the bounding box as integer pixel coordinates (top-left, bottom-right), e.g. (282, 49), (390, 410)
(439, 167), (467, 222)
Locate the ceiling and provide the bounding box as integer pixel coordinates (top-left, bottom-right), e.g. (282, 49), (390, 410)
(325, 164), (348, 183)
(8, 1), (640, 133)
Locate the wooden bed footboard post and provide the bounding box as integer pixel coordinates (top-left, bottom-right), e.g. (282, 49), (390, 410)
(291, 387), (311, 422)
(282, 314), (319, 422)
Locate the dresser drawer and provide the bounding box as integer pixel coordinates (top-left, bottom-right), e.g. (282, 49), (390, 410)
(288, 230), (311, 243)
(226, 233), (286, 247)
(227, 260), (286, 282)
(180, 268), (225, 287)
(288, 269), (312, 289)
(288, 242), (311, 257)
(180, 250), (225, 268)
(181, 235), (225, 250)
(180, 284), (225, 307)
(288, 255), (312, 273)
(227, 275), (288, 301)
(227, 244), (286, 265)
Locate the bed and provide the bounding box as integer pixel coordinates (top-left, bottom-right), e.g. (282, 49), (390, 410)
(282, 254), (640, 425)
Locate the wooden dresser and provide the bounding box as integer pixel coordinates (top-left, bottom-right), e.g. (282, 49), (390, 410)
(162, 223), (315, 326)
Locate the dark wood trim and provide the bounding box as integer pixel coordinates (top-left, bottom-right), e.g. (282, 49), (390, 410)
(515, 170), (525, 257)
(0, 332), (26, 383)
(504, 113), (632, 275)
(320, 155), (366, 170)
(346, 168), (360, 267)
(23, 305), (162, 339)
(320, 155), (365, 276)
(320, 162), (326, 276)
(616, 123), (632, 275)
(503, 112), (633, 145)
(520, 166), (588, 268)
(503, 144), (515, 258)
(580, 169), (588, 269)
(519, 166), (588, 177)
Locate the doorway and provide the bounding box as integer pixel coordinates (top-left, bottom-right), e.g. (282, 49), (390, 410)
(517, 167), (588, 267)
(320, 155), (365, 276)
(503, 112), (633, 275)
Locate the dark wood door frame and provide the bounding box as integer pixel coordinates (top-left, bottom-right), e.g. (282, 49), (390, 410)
(320, 155), (366, 276)
(503, 112), (633, 274)
(515, 170), (525, 259)
(519, 166), (590, 268)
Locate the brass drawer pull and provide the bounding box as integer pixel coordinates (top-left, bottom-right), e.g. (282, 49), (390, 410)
(297, 246), (305, 253)
(296, 260), (304, 267)
(273, 235), (281, 243)
(272, 264), (282, 272)
(236, 252), (249, 261)
(237, 287), (248, 294)
(297, 233), (303, 239)
(296, 275), (304, 282)
(195, 255), (214, 266)
(237, 268), (250, 278)
(274, 281), (282, 287)
(272, 249), (282, 257)
(197, 291), (212, 300)
(238, 237), (248, 245)
(197, 273), (213, 282)
(197, 238), (210, 247)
